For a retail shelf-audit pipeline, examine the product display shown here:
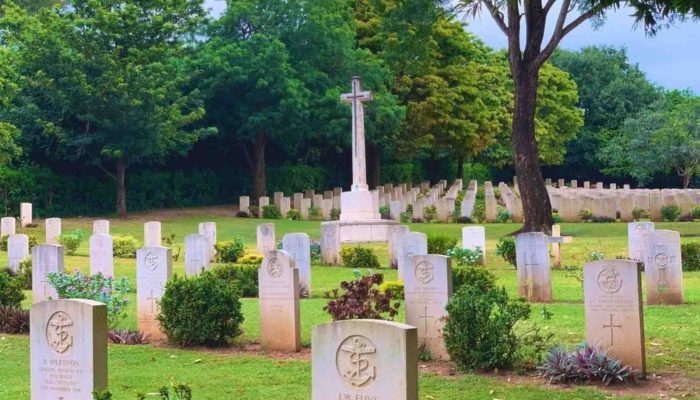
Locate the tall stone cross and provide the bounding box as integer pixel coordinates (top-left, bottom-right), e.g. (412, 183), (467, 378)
(341, 76), (372, 192)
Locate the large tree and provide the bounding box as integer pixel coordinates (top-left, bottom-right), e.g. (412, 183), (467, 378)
(1, 0), (210, 217)
(457, 0), (699, 233)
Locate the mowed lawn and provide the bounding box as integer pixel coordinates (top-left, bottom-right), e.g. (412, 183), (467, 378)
(2, 209), (700, 399)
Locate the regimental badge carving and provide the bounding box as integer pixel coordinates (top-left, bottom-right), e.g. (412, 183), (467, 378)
(46, 311), (74, 354)
(261, 225), (270, 236)
(267, 257), (283, 278)
(145, 251), (159, 272)
(414, 260), (434, 285)
(336, 335), (377, 388)
(597, 265), (623, 294)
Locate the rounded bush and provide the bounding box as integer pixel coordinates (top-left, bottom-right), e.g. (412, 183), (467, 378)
(158, 272), (244, 346)
(211, 264), (259, 297)
(113, 235), (138, 258)
(0, 270), (25, 308)
(262, 205), (282, 219)
(496, 236), (516, 267)
(427, 234), (458, 255)
(661, 205), (681, 222)
(340, 246), (380, 269)
(682, 242), (700, 271)
(215, 238), (245, 263)
(286, 209), (302, 220)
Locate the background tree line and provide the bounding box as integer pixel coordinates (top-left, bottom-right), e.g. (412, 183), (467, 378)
(0, 0), (696, 218)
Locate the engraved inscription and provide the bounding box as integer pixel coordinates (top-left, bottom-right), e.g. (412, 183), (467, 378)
(145, 251), (159, 272)
(414, 261), (434, 285)
(336, 335), (377, 389)
(597, 266), (623, 294)
(267, 257), (283, 279)
(46, 311), (74, 354)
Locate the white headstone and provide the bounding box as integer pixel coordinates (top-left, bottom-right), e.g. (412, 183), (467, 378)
(406, 255), (452, 360)
(185, 233), (210, 276)
(144, 221), (162, 247)
(257, 223), (276, 256)
(1, 216), (16, 237)
(312, 319), (418, 400)
(259, 250), (300, 352)
(646, 229), (683, 305)
(7, 234), (29, 273)
(20, 202), (32, 227)
(32, 245), (64, 303)
(239, 196), (250, 214)
(45, 218), (62, 245)
(282, 233), (311, 295)
(137, 247), (172, 341)
(92, 220), (109, 235)
(320, 222), (340, 265)
(31, 299), (108, 399)
(627, 222), (654, 264)
(389, 225), (410, 268)
(515, 232), (552, 302)
(398, 232), (428, 280)
(584, 260), (645, 375)
(198, 222), (217, 261)
(461, 226), (486, 265)
(89, 234), (114, 277)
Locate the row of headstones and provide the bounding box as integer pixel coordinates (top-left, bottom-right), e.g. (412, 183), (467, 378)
(386, 179), (463, 222)
(29, 255), (649, 399)
(517, 222), (683, 305)
(459, 180), (525, 223)
(1, 202), (33, 229)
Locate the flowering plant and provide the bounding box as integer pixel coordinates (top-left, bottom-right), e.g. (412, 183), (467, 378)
(47, 270), (131, 328)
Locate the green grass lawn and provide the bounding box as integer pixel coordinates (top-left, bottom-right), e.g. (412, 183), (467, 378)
(3, 211), (700, 399)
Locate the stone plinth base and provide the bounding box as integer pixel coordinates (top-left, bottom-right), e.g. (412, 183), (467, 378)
(335, 219), (398, 243)
(340, 191), (381, 221)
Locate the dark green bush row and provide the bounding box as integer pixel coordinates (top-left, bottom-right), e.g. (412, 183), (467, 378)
(682, 242), (700, 271)
(211, 264), (259, 297)
(427, 234), (458, 255)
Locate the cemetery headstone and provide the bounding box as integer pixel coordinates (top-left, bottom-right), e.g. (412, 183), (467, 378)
(320, 222), (340, 265)
(45, 218), (62, 245)
(312, 319), (418, 400)
(20, 202), (32, 227)
(398, 232), (428, 280)
(7, 234), (29, 273)
(405, 255), (452, 360)
(389, 225), (410, 268)
(461, 226), (486, 265)
(239, 196), (250, 214)
(627, 222), (654, 264)
(1, 216), (16, 237)
(584, 260), (645, 375)
(31, 299), (108, 399)
(259, 250), (300, 352)
(185, 233), (210, 276)
(256, 223), (276, 256)
(144, 221), (161, 247)
(515, 232), (552, 302)
(198, 222), (217, 261)
(282, 233), (311, 295)
(137, 247), (172, 341)
(89, 234), (113, 277)
(646, 229), (683, 305)
(32, 245), (64, 303)
(92, 220), (109, 235)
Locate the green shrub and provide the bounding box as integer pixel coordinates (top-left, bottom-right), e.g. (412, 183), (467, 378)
(0, 270), (24, 308)
(248, 205), (260, 218)
(340, 246), (380, 269)
(16, 257), (31, 289)
(446, 247), (482, 268)
(215, 238), (246, 263)
(400, 211), (413, 224)
(552, 212), (562, 224)
(496, 236), (516, 267)
(379, 280), (404, 300)
(661, 205), (681, 222)
(452, 266), (497, 293)
(211, 264), (259, 297)
(428, 234), (458, 255)
(0, 305), (29, 334)
(262, 205), (282, 219)
(693, 207), (700, 220)
(158, 272), (244, 346)
(330, 208), (341, 221)
(379, 205), (391, 219)
(682, 242), (700, 271)
(423, 205), (438, 223)
(540, 345), (639, 385)
(113, 235), (138, 258)
(444, 273), (532, 371)
(286, 209), (302, 220)
(310, 240), (322, 263)
(578, 208), (593, 222)
(59, 229), (86, 255)
(324, 274), (400, 321)
(237, 254), (263, 265)
(632, 207), (649, 221)
(309, 206), (322, 220)
(0, 234), (37, 251)
(496, 206), (511, 223)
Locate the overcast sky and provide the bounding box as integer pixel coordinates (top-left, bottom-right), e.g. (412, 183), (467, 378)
(203, 0), (699, 92)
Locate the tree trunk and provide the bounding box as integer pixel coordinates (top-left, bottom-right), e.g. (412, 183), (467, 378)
(252, 132), (267, 200)
(456, 153), (465, 181)
(511, 69), (553, 234)
(368, 145), (381, 189)
(116, 159), (127, 218)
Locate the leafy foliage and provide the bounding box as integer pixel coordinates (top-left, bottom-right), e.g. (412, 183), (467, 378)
(427, 234), (458, 255)
(286, 209), (302, 221)
(59, 229), (85, 256)
(324, 274), (400, 321)
(113, 236), (138, 258)
(215, 238), (246, 263)
(0, 269), (24, 307)
(682, 242), (700, 271)
(108, 329), (149, 345)
(495, 236), (516, 267)
(540, 345), (639, 385)
(447, 246), (483, 268)
(262, 205), (282, 219)
(379, 280), (404, 300)
(661, 205), (681, 222)
(211, 264), (259, 297)
(158, 272), (244, 346)
(340, 247), (380, 269)
(0, 305), (29, 334)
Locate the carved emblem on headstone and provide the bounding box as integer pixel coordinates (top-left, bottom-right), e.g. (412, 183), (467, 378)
(336, 335), (377, 388)
(46, 311), (74, 354)
(414, 260), (434, 285)
(597, 265), (623, 294)
(145, 251), (159, 272)
(267, 257), (283, 278)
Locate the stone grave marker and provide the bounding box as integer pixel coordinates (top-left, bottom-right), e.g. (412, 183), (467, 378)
(20, 202), (32, 227)
(312, 319), (418, 400)
(1, 216), (16, 237)
(137, 247), (172, 341)
(280, 197), (291, 218)
(45, 218), (62, 245)
(7, 234), (29, 273)
(257, 223), (276, 256)
(282, 233), (311, 295)
(31, 299), (108, 399)
(398, 232), (428, 280)
(550, 224), (573, 268)
(515, 232), (552, 302)
(198, 222), (217, 261)
(320, 222), (340, 265)
(646, 229), (683, 305)
(405, 255), (451, 360)
(461, 226), (486, 265)
(259, 250), (300, 352)
(92, 220), (109, 235)
(89, 234), (113, 277)
(185, 233), (210, 276)
(239, 196), (250, 214)
(389, 225), (410, 268)
(144, 221), (161, 247)
(627, 222), (654, 264)
(584, 260), (645, 375)
(32, 245), (64, 303)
